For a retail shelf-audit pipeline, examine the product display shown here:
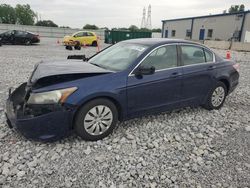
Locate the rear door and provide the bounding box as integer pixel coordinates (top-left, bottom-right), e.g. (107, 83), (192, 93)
(13, 31), (27, 43)
(127, 44), (183, 117)
(180, 44), (217, 104)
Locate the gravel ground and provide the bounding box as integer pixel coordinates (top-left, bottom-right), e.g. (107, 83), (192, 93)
(0, 38), (249, 188)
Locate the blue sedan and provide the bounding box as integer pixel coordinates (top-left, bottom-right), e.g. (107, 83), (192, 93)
(5, 39), (239, 141)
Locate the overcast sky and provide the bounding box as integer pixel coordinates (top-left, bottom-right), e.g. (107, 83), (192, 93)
(2, 0), (250, 28)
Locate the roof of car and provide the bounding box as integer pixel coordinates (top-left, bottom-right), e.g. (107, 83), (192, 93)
(122, 38), (201, 46)
(74, 31), (95, 33)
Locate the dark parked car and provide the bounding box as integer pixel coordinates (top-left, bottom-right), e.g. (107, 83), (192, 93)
(6, 39), (239, 141)
(0, 30), (40, 45)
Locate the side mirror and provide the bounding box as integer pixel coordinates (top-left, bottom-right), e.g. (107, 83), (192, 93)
(134, 66), (155, 76)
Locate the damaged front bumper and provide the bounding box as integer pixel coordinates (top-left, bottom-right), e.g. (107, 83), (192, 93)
(5, 83), (75, 141)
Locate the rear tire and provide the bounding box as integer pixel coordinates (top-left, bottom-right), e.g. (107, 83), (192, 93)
(74, 98), (118, 141)
(74, 45), (81, 50)
(25, 39), (31, 45)
(203, 81), (227, 110)
(92, 41), (97, 47)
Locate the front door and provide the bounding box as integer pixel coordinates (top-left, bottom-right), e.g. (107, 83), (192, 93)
(127, 45), (182, 117)
(199, 29), (205, 40)
(165, 30), (168, 38)
(2, 31), (14, 43)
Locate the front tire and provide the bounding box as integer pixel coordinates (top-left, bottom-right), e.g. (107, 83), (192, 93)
(74, 41), (81, 50)
(74, 98), (118, 141)
(203, 81), (227, 110)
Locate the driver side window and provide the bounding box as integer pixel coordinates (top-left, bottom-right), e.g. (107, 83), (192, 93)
(4, 31), (13, 36)
(74, 32), (86, 37)
(140, 45), (177, 70)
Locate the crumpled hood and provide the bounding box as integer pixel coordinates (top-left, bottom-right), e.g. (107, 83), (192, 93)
(63, 35), (73, 41)
(29, 60), (113, 84)
(64, 35), (71, 38)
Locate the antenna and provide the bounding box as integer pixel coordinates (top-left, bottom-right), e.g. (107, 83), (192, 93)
(146, 5), (152, 29)
(141, 7), (146, 28)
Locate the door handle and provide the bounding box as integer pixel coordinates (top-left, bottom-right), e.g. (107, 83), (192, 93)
(207, 65), (216, 70)
(170, 72), (182, 78)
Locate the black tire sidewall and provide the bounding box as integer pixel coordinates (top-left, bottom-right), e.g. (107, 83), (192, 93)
(74, 98), (118, 141)
(74, 41), (81, 50)
(206, 81), (227, 110)
(92, 41), (97, 46)
(25, 39), (31, 45)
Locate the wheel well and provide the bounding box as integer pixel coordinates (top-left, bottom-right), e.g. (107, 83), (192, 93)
(72, 96), (123, 129)
(219, 79), (230, 94)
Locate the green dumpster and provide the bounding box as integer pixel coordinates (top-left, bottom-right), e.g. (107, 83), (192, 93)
(104, 30), (152, 44)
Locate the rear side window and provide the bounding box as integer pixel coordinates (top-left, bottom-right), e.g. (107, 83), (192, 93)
(74, 32), (87, 37)
(15, 31), (26, 36)
(140, 45), (178, 70)
(181, 45), (205, 65)
(204, 49), (213, 62)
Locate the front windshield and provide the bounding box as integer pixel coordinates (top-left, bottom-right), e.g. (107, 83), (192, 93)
(88, 42), (148, 71)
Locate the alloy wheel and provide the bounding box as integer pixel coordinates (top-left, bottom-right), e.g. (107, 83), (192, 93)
(84, 105), (113, 136)
(211, 86), (225, 107)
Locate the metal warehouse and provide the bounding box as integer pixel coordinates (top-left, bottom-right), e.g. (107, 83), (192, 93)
(161, 11), (250, 42)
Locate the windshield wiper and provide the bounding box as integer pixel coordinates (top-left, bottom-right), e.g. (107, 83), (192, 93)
(90, 62), (103, 68)
(90, 62), (116, 72)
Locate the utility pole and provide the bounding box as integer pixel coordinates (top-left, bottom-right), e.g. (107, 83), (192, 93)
(146, 5), (152, 29)
(141, 7), (146, 28)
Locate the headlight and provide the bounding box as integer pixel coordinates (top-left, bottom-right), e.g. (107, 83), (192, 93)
(27, 87), (77, 104)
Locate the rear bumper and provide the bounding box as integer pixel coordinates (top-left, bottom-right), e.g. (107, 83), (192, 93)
(5, 83), (75, 141)
(228, 80), (238, 94)
(228, 72), (239, 94)
(31, 38), (40, 43)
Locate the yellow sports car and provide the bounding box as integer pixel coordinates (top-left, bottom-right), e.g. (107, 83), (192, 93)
(63, 31), (98, 46)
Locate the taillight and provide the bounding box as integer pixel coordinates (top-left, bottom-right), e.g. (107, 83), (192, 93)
(233, 63), (240, 72)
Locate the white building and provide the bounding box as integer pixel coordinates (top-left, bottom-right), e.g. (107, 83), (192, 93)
(161, 11), (250, 42)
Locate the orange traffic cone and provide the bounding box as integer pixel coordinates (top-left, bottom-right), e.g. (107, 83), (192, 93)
(226, 50), (231, 59)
